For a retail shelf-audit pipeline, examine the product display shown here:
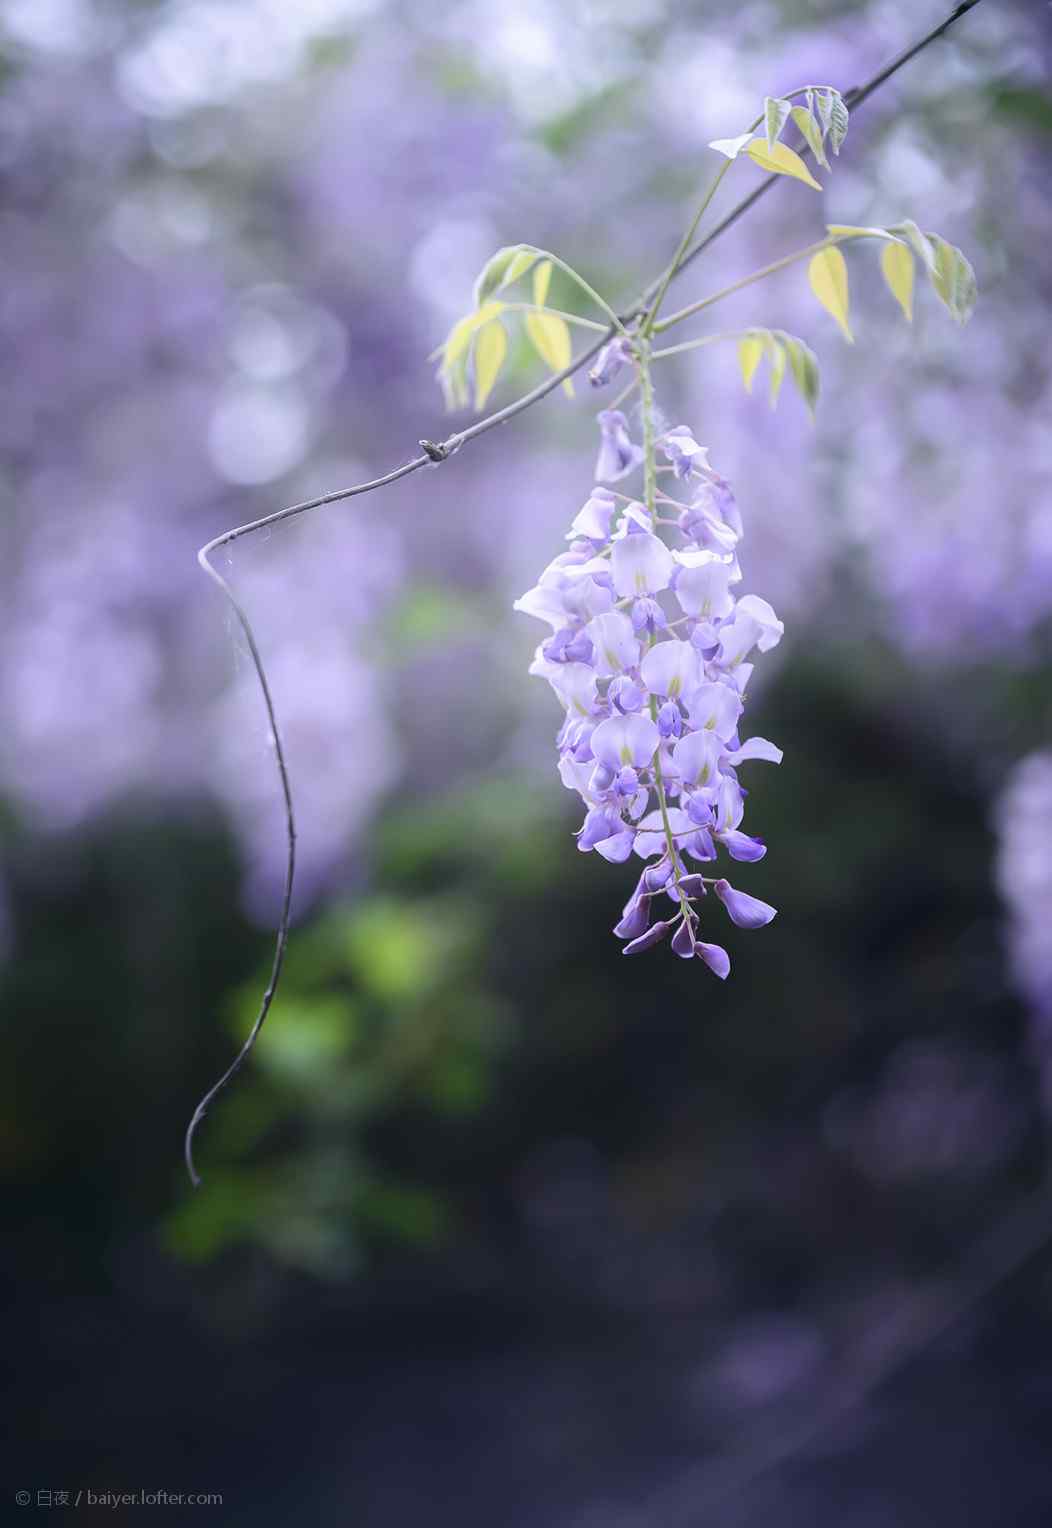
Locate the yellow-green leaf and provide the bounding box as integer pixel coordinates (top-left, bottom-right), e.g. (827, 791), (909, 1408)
(880, 241), (914, 322)
(888, 219), (937, 274)
(442, 300), (505, 367)
(765, 335), (786, 407)
(777, 331), (820, 419)
(790, 105), (829, 170)
(744, 138), (822, 191)
(928, 235), (977, 324)
(808, 246), (852, 341)
(817, 88), (849, 154)
(826, 224), (894, 241)
(473, 319), (507, 409)
(764, 96), (791, 152)
(526, 311), (574, 396)
(502, 248), (538, 290)
(532, 259), (552, 308)
(473, 246), (535, 307)
(738, 332), (765, 393)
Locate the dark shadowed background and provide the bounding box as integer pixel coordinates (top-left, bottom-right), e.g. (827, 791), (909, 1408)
(3, 0), (1052, 1521)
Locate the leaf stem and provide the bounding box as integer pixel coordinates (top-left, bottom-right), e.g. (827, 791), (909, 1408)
(526, 247), (630, 334)
(653, 236), (836, 334)
(650, 331), (741, 361)
(499, 302), (609, 332)
(641, 160), (733, 337)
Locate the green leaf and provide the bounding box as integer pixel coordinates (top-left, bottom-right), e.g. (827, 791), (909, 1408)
(826, 224), (895, 241)
(887, 219), (937, 274)
(709, 132), (753, 160)
(817, 88), (849, 154)
(737, 331), (765, 393)
(928, 235), (977, 323)
(473, 318), (507, 409)
(765, 333), (786, 407)
(808, 245), (852, 341)
(442, 300), (505, 366)
(777, 330), (820, 418)
(790, 105), (830, 170)
(525, 311), (575, 395)
(435, 300), (506, 409)
(744, 138), (822, 190)
(532, 258), (552, 308)
(764, 95), (791, 151)
(472, 246), (536, 307)
(880, 241), (914, 321)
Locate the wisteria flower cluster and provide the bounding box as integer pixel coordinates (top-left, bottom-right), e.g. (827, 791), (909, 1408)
(516, 405), (783, 976)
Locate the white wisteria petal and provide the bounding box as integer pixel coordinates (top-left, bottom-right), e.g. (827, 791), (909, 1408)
(725, 736), (783, 765)
(715, 613), (765, 670)
(640, 639), (701, 699)
(566, 488), (617, 542)
(514, 584), (569, 628)
(674, 555), (739, 619)
(541, 554), (610, 582)
(528, 645), (563, 682)
(585, 610), (640, 675)
(672, 729), (722, 787)
(591, 713), (660, 771)
(610, 502), (652, 538)
(688, 681), (743, 738)
(611, 532), (674, 597)
(734, 594), (784, 652)
(549, 662), (599, 717)
(714, 774), (745, 832)
(557, 755), (596, 799)
(595, 831), (635, 863)
(561, 575), (614, 621)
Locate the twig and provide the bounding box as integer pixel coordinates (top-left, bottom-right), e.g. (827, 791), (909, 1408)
(185, 0), (985, 1186)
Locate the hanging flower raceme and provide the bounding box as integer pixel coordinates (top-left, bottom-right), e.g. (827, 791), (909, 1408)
(515, 408), (783, 978)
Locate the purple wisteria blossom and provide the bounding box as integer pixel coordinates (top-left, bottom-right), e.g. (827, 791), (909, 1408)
(515, 410), (784, 976)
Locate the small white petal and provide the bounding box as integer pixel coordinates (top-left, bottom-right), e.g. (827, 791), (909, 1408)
(610, 502), (652, 539)
(550, 662), (599, 718)
(688, 681), (743, 739)
(640, 639), (701, 699)
(514, 584), (568, 628)
(566, 489), (617, 542)
(585, 611), (640, 675)
(558, 755), (596, 799)
(595, 831), (635, 863)
(591, 713), (660, 771)
(541, 554), (609, 582)
(674, 558), (738, 619)
(725, 736), (783, 765)
(734, 594), (784, 652)
(611, 532), (674, 597)
(709, 132), (753, 159)
(714, 773), (744, 832)
(715, 613), (765, 669)
(672, 729), (722, 787)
